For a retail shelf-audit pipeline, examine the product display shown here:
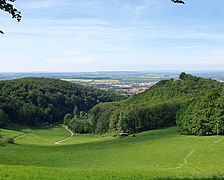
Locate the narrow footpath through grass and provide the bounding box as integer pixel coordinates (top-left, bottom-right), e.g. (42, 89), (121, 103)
(54, 126), (74, 145)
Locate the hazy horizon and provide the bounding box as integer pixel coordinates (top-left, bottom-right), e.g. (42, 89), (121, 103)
(0, 69), (224, 73)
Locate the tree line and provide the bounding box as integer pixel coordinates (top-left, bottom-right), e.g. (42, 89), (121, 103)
(1, 73), (223, 136)
(0, 77), (125, 127)
(65, 72), (224, 136)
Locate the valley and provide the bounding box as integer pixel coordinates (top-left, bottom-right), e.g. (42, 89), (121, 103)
(1, 0), (224, 179)
(0, 125), (224, 179)
(0, 73), (224, 179)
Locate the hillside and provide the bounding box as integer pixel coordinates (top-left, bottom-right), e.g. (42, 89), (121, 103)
(0, 126), (224, 179)
(0, 78), (125, 127)
(87, 73), (223, 135)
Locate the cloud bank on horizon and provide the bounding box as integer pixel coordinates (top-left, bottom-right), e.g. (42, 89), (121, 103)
(1, 0), (224, 72)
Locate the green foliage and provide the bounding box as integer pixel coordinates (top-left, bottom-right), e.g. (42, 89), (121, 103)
(89, 73), (223, 135)
(91, 102), (121, 134)
(179, 72), (187, 80)
(117, 103), (180, 134)
(0, 78), (125, 127)
(0, 0), (21, 21)
(73, 106), (79, 116)
(5, 137), (14, 144)
(0, 109), (9, 127)
(63, 113), (72, 125)
(0, 134), (2, 143)
(64, 110), (94, 134)
(176, 89), (224, 135)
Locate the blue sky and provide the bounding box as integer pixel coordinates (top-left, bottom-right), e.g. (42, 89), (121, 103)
(1, 0), (224, 72)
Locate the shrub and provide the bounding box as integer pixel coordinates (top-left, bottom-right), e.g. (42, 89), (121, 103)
(5, 137), (14, 144)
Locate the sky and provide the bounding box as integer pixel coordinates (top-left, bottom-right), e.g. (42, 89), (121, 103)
(1, 0), (224, 72)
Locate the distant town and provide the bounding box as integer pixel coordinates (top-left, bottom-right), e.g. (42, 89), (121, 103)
(62, 79), (157, 95)
(0, 71), (224, 95)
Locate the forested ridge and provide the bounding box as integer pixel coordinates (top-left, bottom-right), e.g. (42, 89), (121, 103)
(0, 77), (125, 127)
(1, 74), (223, 136)
(65, 73), (224, 135)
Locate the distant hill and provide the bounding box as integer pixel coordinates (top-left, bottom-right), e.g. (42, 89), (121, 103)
(88, 73), (224, 135)
(0, 78), (125, 127)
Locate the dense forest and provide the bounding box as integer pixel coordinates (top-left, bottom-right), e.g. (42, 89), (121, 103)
(1, 74), (223, 136)
(0, 78), (125, 127)
(176, 89), (224, 135)
(65, 73), (224, 136)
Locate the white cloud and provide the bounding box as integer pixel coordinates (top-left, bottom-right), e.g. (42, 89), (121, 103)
(1, 0), (224, 72)
(64, 50), (83, 56)
(45, 49), (96, 65)
(135, 5), (147, 14)
(45, 57), (95, 64)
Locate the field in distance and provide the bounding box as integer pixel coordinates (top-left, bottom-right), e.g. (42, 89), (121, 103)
(61, 78), (120, 83)
(61, 77), (160, 95)
(61, 75), (167, 83)
(0, 125), (224, 179)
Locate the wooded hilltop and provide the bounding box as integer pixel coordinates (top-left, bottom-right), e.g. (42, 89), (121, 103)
(65, 73), (224, 136)
(0, 78), (125, 127)
(0, 73), (223, 136)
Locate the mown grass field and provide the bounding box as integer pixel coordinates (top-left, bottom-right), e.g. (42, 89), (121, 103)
(0, 125), (224, 179)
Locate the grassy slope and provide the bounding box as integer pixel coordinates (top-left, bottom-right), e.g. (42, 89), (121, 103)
(0, 126), (224, 179)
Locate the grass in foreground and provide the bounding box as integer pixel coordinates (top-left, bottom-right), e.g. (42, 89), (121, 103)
(0, 126), (224, 179)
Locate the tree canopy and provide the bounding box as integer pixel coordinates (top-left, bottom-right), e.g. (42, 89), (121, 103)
(0, 78), (125, 127)
(0, 0), (21, 21)
(176, 89), (224, 135)
(80, 73), (223, 135)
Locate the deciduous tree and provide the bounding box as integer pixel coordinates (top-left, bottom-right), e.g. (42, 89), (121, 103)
(0, 0), (21, 33)
(0, 0), (21, 21)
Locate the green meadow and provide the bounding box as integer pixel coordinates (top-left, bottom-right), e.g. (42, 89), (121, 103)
(0, 126), (224, 179)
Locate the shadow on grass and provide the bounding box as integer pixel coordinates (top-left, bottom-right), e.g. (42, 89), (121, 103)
(3, 124), (66, 136)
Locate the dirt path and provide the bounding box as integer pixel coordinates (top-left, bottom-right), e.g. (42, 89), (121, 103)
(175, 148), (195, 169)
(54, 126), (74, 145)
